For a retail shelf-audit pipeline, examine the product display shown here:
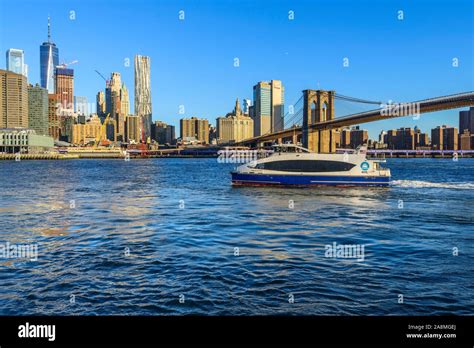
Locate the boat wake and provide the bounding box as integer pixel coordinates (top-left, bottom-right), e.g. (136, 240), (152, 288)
(392, 180), (474, 190)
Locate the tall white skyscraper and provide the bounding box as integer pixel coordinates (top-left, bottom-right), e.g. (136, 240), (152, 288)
(134, 55), (152, 140)
(6, 49), (28, 78)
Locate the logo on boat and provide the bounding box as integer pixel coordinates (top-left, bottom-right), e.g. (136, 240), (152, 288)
(360, 161), (370, 171)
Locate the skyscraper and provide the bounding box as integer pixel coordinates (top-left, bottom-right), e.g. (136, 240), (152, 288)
(105, 72), (121, 115)
(120, 83), (130, 116)
(134, 55), (152, 140)
(151, 121), (176, 145)
(96, 91), (106, 118)
(0, 69), (28, 128)
(252, 80), (284, 136)
(28, 84), (49, 136)
(125, 115), (141, 143)
(105, 73), (125, 140)
(243, 98), (252, 115)
(459, 107), (474, 134)
(349, 127), (369, 149)
(118, 83), (130, 140)
(74, 96), (89, 116)
(48, 94), (61, 140)
(40, 16), (59, 93)
(55, 68), (74, 110)
(6, 49), (28, 78)
(431, 125), (458, 150)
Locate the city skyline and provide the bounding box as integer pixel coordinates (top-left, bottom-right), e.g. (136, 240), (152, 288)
(0, 0), (472, 138)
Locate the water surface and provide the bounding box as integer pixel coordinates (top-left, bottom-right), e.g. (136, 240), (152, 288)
(0, 158), (472, 315)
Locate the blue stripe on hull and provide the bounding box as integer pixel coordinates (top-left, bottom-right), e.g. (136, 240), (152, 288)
(231, 172), (390, 187)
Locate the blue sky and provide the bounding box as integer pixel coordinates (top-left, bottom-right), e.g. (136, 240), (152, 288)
(0, 0), (472, 138)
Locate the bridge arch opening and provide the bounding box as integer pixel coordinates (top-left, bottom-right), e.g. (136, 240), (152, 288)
(322, 101), (328, 122)
(311, 101), (317, 124)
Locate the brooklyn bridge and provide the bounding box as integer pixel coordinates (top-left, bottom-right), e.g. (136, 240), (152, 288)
(234, 90), (474, 153)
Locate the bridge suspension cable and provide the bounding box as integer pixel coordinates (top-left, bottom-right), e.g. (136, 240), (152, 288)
(335, 93), (382, 105)
(261, 95), (304, 138)
(284, 108), (303, 129)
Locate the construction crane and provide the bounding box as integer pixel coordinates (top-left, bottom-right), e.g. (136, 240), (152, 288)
(94, 70), (107, 82)
(94, 70), (110, 89)
(56, 60), (78, 69)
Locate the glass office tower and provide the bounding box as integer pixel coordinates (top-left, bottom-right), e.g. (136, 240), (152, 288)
(40, 16), (59, 93)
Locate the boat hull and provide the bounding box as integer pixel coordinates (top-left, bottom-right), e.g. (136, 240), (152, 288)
(231, 172), (390, 187)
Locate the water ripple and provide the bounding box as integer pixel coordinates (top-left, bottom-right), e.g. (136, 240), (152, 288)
(0, 158), (472, 315)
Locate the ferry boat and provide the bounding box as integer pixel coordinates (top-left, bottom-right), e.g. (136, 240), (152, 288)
(231, 144), (390, 187)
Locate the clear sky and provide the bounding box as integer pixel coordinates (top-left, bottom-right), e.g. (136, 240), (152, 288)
(1, 0), (473, 138)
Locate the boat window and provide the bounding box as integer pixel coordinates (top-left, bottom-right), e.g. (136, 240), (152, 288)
(255, 160), (355, 172)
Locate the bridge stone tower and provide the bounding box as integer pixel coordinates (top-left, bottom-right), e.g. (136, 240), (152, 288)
(302, 89), (337, 153)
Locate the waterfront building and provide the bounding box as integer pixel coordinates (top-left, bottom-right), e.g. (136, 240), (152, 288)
(459, 108), (474, 150)
(382, 127), (429, 150)
(151, 120), (176, 145)
(27, 84), (49, 136)
(459, 129), (474, 150)
(180, 117), (209, 144)
(349, 127), (368, 149)
(40, 16), (59, 93)
(395, 127), (415, 150)
(125, 115), (141, 143)
(48, 94), (61, 140)
(444, 127), (458, 151)
(216, 98), (254, 143)
(96, 91), (106, 118)
(74, 96), (89, 116)
(338, 126), (368, 149)
(0, 128), (53, 153)
(431, 127), (442, 150)
(340, 128), (351, 148)
(414, 128), (430, 148)
(134, 55), (152, 139)
(333, 129), (341, 148)
(0, 69), (28, 128)
(431, 125), (458, 150)
(252, 80), (284, 136)
(384, 130), (397, 149)
(71, 114), (102, 145)
(6, 49), (28, 78)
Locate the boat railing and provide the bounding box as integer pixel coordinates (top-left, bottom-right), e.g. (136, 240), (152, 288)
(257, 149), (274, 159)
(367, 152), (386, 160)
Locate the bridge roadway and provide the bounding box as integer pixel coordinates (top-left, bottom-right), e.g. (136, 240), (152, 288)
(236, 91), (474, 146)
